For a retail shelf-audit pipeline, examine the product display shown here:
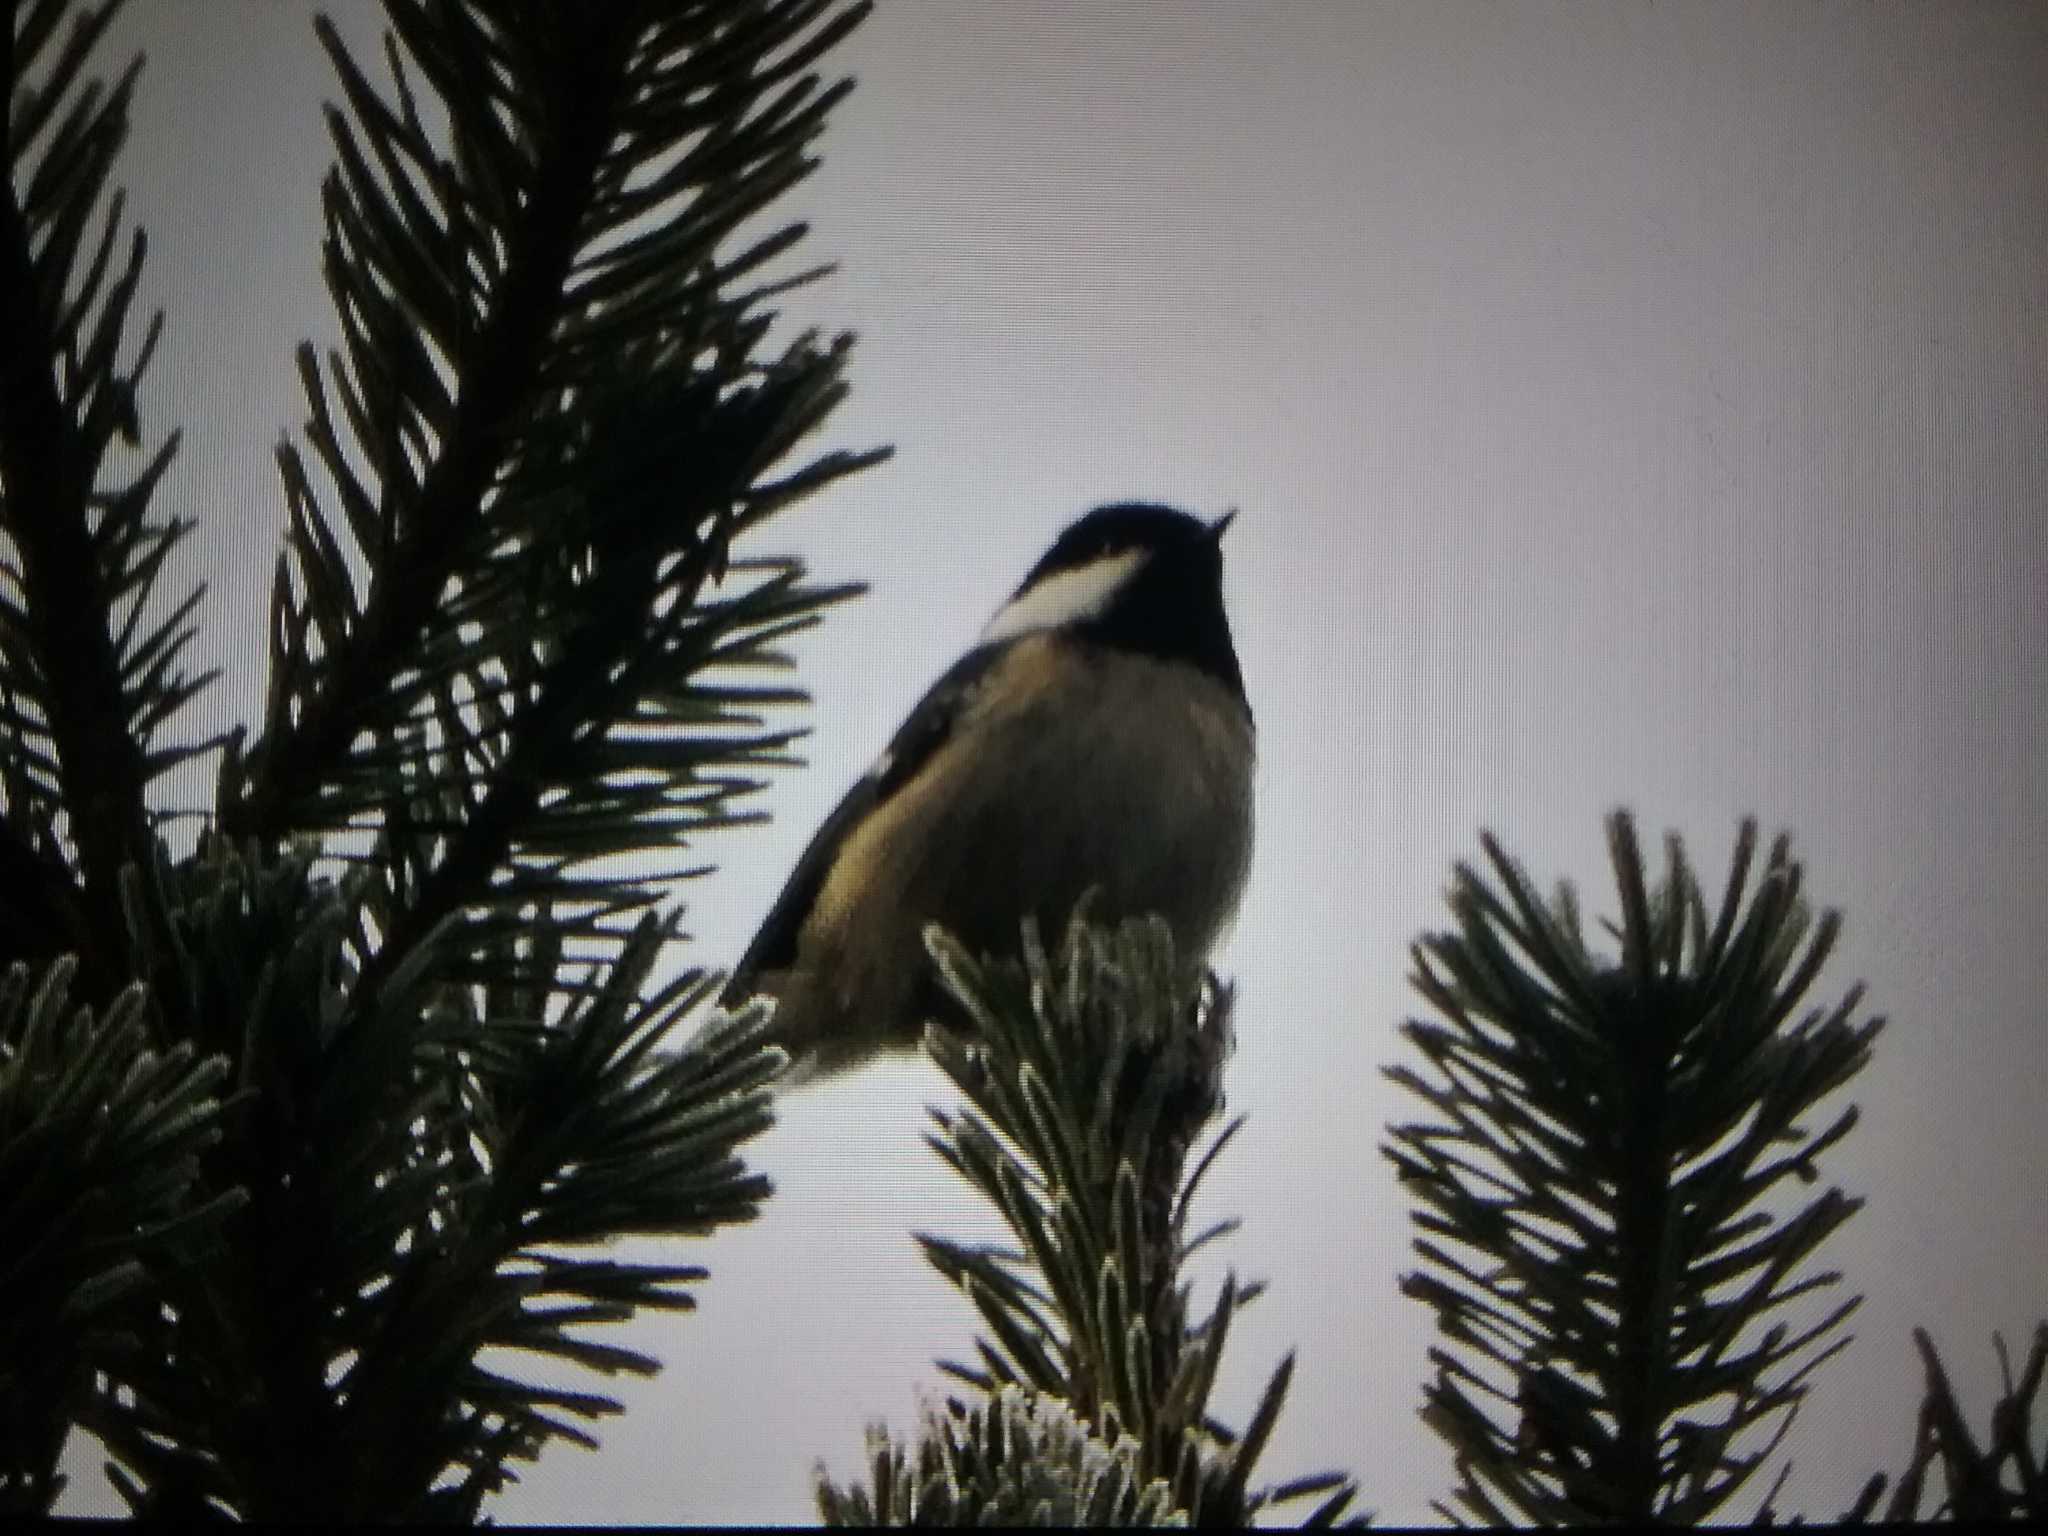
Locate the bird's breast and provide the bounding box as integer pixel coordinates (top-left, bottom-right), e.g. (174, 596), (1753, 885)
(808, 635), (1254, 1003)
(983, 638), (1255, 936)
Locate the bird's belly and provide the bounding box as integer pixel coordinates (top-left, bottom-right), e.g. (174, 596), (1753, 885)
(903, 651), (1253, 969)
(798, 644), (1254, 1054)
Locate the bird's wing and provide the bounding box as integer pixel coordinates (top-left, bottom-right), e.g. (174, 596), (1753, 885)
(726, 641), (1011, 991)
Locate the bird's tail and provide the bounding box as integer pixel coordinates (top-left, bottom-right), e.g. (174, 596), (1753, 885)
(722, 966), (932, 1088)
(719, 973), (835, 1090)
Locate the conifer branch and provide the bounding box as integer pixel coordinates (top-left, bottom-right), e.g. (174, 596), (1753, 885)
(1836, 1325), (2048, 1523)
(68, 837), (786, 1520)
(819, 1385), (1190, 1527)
(819, 913), (1366, 1527)
(216, 0), (885, 1029)
(1, 0), (214, 987)
(0, 953), (238, 1513)
(1, 0), (884, 1516)
(1387, 811), (1881, 1524)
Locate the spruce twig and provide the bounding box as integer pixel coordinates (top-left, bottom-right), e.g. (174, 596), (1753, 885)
(1386, 812), (1880, 1524)
(0, 0), (216, 995)
(4, 0), (884, 1516)
(818, 912), (1366, 1527)
(0, 954), (238, 1512)
(1841, 1325), (2048, 1524)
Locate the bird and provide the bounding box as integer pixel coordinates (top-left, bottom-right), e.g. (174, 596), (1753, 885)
(724, 501), (1255, 1084)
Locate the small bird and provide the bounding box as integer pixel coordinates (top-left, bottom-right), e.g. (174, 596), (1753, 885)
(725, 501), (1256, 1083)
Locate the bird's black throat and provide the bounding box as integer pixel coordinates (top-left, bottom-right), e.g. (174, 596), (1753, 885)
(1080, 544), (1249, 714)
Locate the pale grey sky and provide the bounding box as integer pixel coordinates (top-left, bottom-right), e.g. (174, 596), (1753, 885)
(57, 0), (2048, 1523)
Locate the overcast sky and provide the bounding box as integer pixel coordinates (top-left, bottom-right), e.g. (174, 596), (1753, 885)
(58, 0), (2048, 1523)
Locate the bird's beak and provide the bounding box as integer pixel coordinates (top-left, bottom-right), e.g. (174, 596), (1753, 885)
(1208, 509), (1237, 542)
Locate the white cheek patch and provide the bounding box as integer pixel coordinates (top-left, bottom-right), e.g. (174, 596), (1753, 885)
(979, 550), (1146, 645)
